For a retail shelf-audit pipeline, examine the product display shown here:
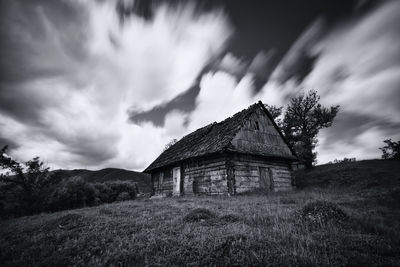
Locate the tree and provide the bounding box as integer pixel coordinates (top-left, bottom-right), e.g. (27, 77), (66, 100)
(0, 146), (60, 214)
(281, 90), (339, 169)
(379, 139), (400, 160)
(163, 138), (178, 151)
(264, 104), (283, 127)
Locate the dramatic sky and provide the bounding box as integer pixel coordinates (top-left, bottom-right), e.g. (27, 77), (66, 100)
(1, 0), (399, 171)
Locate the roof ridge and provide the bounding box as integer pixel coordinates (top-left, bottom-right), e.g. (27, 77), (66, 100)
(144, 100), (296, 173)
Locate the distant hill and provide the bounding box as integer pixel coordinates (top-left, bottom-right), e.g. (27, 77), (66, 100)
(295, 159), (400, 207)
(52, 168), (152, 193)
(295, 159), (400, 189)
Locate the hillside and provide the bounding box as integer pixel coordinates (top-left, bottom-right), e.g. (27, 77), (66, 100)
(295, 159), (400, 208)
(53, 168), (152, 193)
(296, 159), (400, 190)
(1, 160), (399, 266)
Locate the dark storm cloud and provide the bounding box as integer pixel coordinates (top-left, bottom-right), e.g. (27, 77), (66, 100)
(0, 0), (117, 167)
(129, 83), (200, 126)
(0, 0), (233, 170)
(0, 0), (87, 83)
(0, 136), (19, 151)
(0, 0), (90, 124)
(0, 0), (398, 170)
(64, 136), (119, 165)
(126, 0), (367, 128)
(320, 111), (400, 151)
(316, 110), (400, 162)
(0, 86), (48, 124)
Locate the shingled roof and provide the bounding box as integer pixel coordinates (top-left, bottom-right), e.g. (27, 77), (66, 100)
(144, 101), (296, 172)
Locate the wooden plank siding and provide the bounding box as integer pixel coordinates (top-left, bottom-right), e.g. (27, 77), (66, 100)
(152, 168), (173, 196)
(151, 153), (294, 196)
(230, 154), (294, 193)
(230, 107), (293, 159)
(183, 157), (227, 195)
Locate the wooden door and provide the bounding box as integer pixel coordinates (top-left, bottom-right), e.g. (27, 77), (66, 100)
(227, 164), (236, 195)
(173, 167), (181, 196)
(259, 167), (273, 191)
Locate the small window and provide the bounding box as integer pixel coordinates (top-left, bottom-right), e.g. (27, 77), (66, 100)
(254, 121), (260, 130)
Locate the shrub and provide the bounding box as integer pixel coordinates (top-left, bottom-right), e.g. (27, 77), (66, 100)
(116, 192), (131, 202)
(47, 176), (97, 212)
(93, 183), (114, 203)
(104, 181), (138, 201)
(0, 147), (62, 215)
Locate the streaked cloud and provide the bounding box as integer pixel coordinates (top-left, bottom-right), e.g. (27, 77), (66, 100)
(1, 0), (399, 170)
(0, 0), (232, 169)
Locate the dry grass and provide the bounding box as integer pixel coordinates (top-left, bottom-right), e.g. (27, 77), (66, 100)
(1, 188), (399, 267)
(1, 159), (400, 266)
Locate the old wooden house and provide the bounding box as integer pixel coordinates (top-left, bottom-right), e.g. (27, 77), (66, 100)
(143, 101), (298, 196)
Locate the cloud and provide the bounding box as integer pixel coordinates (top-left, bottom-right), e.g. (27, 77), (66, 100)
(187, 71), (256, 131)
(316, 110), (400, 163)
(303, 0), (400, 162)
(128, 84), (200, 126)
(255, 0), (400, 163)
(1, 0), (399, 171)
(270, 17), (326, 85)
(0, 0), (232, 170)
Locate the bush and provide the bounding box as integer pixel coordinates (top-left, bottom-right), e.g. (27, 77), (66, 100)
(116, 192), (131, 202)
(0, 171), (139, 217)
(47, 176), (97, 212)
(103, 181), (138, 202)
(47, 179), (138, 212)
(93, 183), (114, 203)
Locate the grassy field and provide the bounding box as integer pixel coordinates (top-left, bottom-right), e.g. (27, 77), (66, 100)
(1, 160), (400, 266)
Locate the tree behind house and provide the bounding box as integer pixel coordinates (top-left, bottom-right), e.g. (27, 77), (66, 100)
(380, 139), (400, 160)
(266, 90), (339, 169)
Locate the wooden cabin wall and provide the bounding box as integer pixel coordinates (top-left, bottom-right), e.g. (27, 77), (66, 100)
(230, 154), (293, 193)
(151, 168), (173, 196)
(151, 154), (293, 196)
(231, 108), (293, 158)
(183, 157), (227, 195)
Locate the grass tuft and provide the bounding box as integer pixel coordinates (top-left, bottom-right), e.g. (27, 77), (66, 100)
(183, 208), (217, 223)
(297, 200), (348, 228)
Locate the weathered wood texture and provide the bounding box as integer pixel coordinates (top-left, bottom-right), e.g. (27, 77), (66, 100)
(183, 158), (227, 195)
(152, 168), (173, 196)
(145, 102), (296, 173)
(152, 157), (228, 196)
(231, 107), (293, 158)
(230, 154), (293, 193)
(151, 154), (294, 196)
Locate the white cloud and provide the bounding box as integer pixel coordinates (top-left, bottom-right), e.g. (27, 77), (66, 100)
(304, 1), (400, 122)
(0, 0), (232, 170)
(188, 71), (256, 131)
(301, 1), (400, 162)
(2, 0), (400, 171)
(84, 0), (233, 111)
